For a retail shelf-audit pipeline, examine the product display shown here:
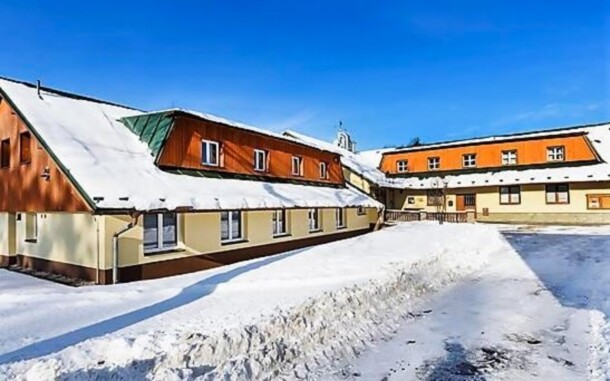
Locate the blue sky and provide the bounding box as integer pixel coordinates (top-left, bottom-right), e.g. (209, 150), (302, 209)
(0, 1), (608, 150)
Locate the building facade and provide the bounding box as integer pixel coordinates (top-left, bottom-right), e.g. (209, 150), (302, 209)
(0, 78), (382, 284)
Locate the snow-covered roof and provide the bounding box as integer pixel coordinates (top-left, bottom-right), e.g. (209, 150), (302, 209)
(132, 108), (339, 155)
(388, 123), (607, 153)
(283, 130), (404, 189)
(394, 123), (610, 189)
(0, 78), (382, 211)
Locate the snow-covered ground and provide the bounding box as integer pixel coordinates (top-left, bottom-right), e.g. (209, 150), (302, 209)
(329, 225), (610, 381)
(0, 223), (608, 380)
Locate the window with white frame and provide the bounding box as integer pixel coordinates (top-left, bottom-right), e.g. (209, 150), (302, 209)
(501, 150), (518, 166)
(500, 185), (521, 204)
(25, 213), (37, 242)
(335, 208), (346, 228)
(253, 149), (267, 172)
(319, 162), (328, 179)
(144, 213), (178, 253)
(308, 208), (321, 232)
(292, 156), (303, 176)
(547, 146), (565, 162)
(272, 210), (287, 236)
(201, 139), (220, 166)
(396, 160), (408, 173)
(462, 153), (477, 168)
(546, 184), (570, 204)
(221, 210), (243, 242)
(357, 206), (366, 215)
(428, 157), (440, 170)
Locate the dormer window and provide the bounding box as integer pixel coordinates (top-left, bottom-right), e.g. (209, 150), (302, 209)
(428, 157), (440, 170)
(502, 150), (517, 166)
(292, 156), (303, 176)
(462, 154), (477, 168)
(396, 160), (408, 173)
(547, 146), (565, 162)
(201, 140), (219, 166)
(253, 149), (267, 172)
(319, 162), (328, 179)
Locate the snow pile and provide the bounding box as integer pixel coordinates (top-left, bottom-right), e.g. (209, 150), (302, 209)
(0, 223), (504, 380)
(0, 78), (381, 211)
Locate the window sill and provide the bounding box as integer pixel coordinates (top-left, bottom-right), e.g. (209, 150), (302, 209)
(309, 229), (323, 234)
(201, 162), (220, 167)
(24, 239), (37, 243)
(336, 226), (347, 230)
(144, 246), (185, 256)
(221, 239), (248, 246)
(272, 233), (291, 239)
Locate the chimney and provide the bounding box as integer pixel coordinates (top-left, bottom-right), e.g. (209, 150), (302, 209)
(37, 79), (43, 99)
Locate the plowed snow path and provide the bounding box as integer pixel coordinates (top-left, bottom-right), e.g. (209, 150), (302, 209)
(329, 227), (610, 381)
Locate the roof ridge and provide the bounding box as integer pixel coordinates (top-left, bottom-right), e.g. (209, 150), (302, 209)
(0, 75), (143, 111)
(392, 121), (610, 152)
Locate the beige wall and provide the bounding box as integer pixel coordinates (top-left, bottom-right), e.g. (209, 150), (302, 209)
(15, 213), (100, 267)
(343, 168), (372, 195)
(0, 213), (16, 256)
(102, 208), (375, 269)
(390, 181), (610, 224)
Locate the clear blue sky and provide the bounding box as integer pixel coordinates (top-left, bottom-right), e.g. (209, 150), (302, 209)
(0, 1), (608, 149)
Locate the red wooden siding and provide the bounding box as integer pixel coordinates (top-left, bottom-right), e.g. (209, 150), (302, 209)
(380, 134), (598, 175)
(0, 98), (91, 212)
(158, 115), (345, 185)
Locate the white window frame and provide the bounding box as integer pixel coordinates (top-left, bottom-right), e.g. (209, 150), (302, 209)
(24, 213), (38, 242)
(319, 162), (328, 179)
(253, 149), (267, 172)
(308, 208), (321, 232)
(547, 146), (565, 162)
(335, 208), (346, 228)
(143, 213), (179, 254)
(201, 139), (220, 166)
(272, 210), (288, 237)
(462, 153), (477, 168)
(396, 160), (408, 173)
(292, 156), (303, 176)
(502, 150), (518, 166)
(427, 157), (440, 170)
(221, 210), (243, 243)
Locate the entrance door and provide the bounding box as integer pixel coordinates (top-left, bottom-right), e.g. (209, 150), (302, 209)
(456, 194), (476, 211)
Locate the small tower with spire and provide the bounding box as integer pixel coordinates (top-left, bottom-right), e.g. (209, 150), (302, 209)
(333, 121), (357, 153)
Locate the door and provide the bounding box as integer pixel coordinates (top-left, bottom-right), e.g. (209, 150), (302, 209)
(456, 194), (476, 211)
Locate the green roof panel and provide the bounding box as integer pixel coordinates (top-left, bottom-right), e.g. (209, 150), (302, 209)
(120, 112), (175, 159)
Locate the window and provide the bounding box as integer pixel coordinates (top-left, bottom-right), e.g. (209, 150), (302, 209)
(428, 157), (440, 170)
(272, 210), (287, 236)
(253, 149), (267, 172)
(396, 160), (408, 173)
(500, 186), (521, 205)
(427, 189), (444, 206)
(1, 139), (9, 168)
(462, 154), (477, 168)
(292, 156), (303, 176)
(357, 206), (366, 215)
(221, 210), (243, 242)
(319, 162), (328, 179)
(308, 208), (321, 232)
(547, 146), (565, 162)
(201, 140), (220, 166)
(501, 150), (517, 166)
(546, 184), (570, 204)
(20, 132), (32, 164)
(335, 208), (346, 228)
(25, 213), (37, 242)
(144, 213), (178, 253)
(587, 194), (610, 209)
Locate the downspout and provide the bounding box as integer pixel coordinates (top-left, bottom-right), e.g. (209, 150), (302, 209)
(112, 213), (140, 284)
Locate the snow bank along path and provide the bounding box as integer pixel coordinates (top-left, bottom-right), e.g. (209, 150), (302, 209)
(0, 223), (505, 380)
